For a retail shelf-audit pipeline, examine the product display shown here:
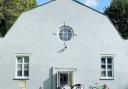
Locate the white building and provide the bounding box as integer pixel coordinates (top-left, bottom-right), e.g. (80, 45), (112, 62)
(0, 0), (128, 89)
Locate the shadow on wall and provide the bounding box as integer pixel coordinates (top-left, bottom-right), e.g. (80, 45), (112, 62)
(43, 68), (55, 89)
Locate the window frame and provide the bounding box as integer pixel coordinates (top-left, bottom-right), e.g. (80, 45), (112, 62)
(59, 26), (74, 41)
(100, 56), (114, 80)
(15, 54), (30, 80)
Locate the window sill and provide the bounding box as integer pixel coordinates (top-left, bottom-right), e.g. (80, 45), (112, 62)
(13, 78), (29, 80)
(100, 77), (114, 80)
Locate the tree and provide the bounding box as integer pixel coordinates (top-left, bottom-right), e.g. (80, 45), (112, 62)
(0, 0), (37, 36)
(0, 0), (4, 19)
(0, 0), (5, 36)
(104, 0), (128, 39)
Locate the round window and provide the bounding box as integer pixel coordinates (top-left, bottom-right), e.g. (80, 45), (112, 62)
(59, 26), (74, 41)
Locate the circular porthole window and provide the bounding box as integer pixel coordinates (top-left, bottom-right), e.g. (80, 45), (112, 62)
(59, 26), (74, 41)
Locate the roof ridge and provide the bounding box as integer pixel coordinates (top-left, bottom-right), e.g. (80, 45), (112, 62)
(73, 0), (106, 16)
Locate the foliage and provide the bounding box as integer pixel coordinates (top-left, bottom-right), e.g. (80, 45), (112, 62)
(0, 0), (5, 36)
(0, 0), (4, 19)
(104, 0), (128, 39)
(0, 0), (37, 36)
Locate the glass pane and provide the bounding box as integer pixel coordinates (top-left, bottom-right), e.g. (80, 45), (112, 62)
(107, 65), (112, 69)
(24, 70), (29, 76)
(68, 29), (71, 33)
(24, 64), (29, 76)
(64, 32), (68, 37)
(64, 28), (68, 32)
(101, 71), (106, 77)
(17, 64), (22, 71)
(17, 57), (22, 63)
(108, 71), (112, 77)
(68, 33), (72, 39)
(63, 37), (68, 41)
(59, 33), (63, 37)
(107, 58), (112, 64)
(24, 64), (29, 70)
(101, 65), (106, 69)
(101, 58), (106, 64)
(17, 71), (22, 76)
(24, 56), (29, 63)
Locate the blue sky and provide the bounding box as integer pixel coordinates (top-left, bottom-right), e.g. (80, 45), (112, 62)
(36, 0), (112, 12)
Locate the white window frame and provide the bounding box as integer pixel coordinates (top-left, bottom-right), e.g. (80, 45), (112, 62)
(100, 56), (114, 80)
(15, 54), (30, 79)
(59, 26), (74, 41)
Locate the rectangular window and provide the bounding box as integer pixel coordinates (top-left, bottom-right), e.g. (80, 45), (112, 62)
(16, 56), (29, 79)
(101, 56), (114, 79)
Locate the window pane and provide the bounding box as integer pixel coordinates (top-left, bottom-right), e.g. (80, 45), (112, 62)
(107, 58), (112, 64)
(101, 65), (106, 68)
(24, 56), (29, 63)
(59, 33), (63, 37)
(24, 64), (29, 76)
(17, 71), (22, 76)
(63, 37), (68, 41)
(101, 58), (106, 64)
(17, 64), (22, 70)
(101, 71), (106, 77)
(108, 71), (112, 77)
(24, 70), (29, 76)
(17, 57), (22, 63)
(64, 28), (68, 32)
(107, 65), (112, 69)
(64, 32), (68, 37)
(68, 33), (72, 39)
(68, 29), (71, 32)
(24, 64), (29, 70)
